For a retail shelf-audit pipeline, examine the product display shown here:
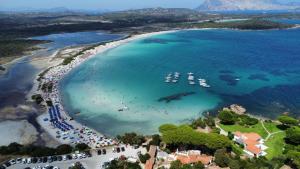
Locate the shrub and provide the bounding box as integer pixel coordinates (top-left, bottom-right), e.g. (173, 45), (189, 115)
(218, 110), (237, 125)
(278, 115), (299, 127)
(75, 143), (90, 151)
(139, 153), (150, 163)
(117, 132), (145, 146)
(56, 144), (73, 155)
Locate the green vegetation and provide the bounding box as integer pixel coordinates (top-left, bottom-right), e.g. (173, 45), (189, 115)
(219, 122), (268, 138)
(31, 94), (44, 104)
(278, 115), (299, 127)
(174, 19), (293, 30)
(0, 143), (85, 157)
(41, 82), (53, 93)
(106, 158), (141, 169)
(285, 126), (300, 145)
(116, 132), (145, 146)
(149, 134), (162, 146)
(138, 153), (150, 163)
(218, 110), (259, 126)
(265, 132), (286, 159)
(190, 116), (215, 129)
(74, 143), (90, 151)
(159, 124), (231, 151)
(218, 110), (237, 125)
(169, 160), (204, 169)
(0, 39), (48, 63)
(69, 162), (85, 169)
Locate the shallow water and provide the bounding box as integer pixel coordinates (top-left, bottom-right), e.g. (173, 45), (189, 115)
(0, 31), (123, 110)
(60, 28), (300, 136)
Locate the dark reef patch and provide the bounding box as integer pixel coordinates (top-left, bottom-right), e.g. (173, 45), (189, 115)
(158, 92), (196, 103)
(219, 74), (240, 86)
(210, 83), (300, 118)
(248, 74), (269, 81)
(219, 70), (234, 74)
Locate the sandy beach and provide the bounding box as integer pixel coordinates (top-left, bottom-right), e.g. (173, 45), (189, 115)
(32, 30), (177, 147)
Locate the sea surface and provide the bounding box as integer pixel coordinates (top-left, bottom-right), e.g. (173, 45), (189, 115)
(60, 27), (300, 136)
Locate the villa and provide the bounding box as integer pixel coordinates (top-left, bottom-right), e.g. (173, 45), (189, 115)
(233, 131), (268, 157)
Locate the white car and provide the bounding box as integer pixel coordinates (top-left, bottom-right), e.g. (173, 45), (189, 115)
(62, 155), (67, 161)
(9, 159), (16, 165)
(72, 154), (77, 159)
(22, 158), (27, 164)
(27, 158), (32, 164)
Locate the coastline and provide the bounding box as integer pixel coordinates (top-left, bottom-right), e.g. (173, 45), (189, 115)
(27, 25), (300, 146)
(32, 30), (178, 147)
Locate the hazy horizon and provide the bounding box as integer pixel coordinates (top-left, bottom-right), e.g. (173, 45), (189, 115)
(0, 0), (298, 12)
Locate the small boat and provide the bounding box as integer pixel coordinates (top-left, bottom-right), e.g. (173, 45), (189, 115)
(189, 81), (196, 85)
(198, 78), (211, 88)
(172, 79), (178, 83)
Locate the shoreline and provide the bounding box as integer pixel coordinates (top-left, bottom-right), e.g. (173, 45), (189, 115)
(32, 30), (178, 147)
(25, 25), (300, 146)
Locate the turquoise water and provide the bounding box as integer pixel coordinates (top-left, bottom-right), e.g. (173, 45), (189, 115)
(61, 28), (300, 136)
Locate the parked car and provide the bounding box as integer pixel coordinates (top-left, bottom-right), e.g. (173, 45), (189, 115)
(48, 156), (53, 163)
(37, 157), (42, 163)
(52, 156), (58, 161)
(66, 155), (72, 160)
(22, 158), (27, 164)
(9, 159), (16, 165)
(16, 158), (22, 164)
(97, 150), (102, 155)
(43, 157), (48, 163)
(3, 162), (10, 167)
(32, 157), (38, 163)
(62, 155), (67, 161)
(72, 154), (77, 159)
(121, 147), (125, 152)
(26, 158), (32, 164)
(116, 147), (120, 153)
(57, 156), (62, 161)
(102, 149), (106, 155)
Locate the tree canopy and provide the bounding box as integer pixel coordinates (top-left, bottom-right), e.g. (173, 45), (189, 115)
(278, 115), (299, 127)
(159, 124), (231, 151)
(218, 110), (237, 125)
(285, 126), (300, 145)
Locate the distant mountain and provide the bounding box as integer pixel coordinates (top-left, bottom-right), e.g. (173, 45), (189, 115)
(197, 0), (299, 11)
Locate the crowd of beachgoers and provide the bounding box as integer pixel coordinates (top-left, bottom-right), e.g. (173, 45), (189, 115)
(39, 46), (118, 148)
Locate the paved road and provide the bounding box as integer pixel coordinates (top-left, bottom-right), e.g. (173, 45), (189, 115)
(8, 146), (145, 169)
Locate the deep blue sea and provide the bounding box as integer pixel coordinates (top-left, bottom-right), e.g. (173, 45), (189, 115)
(60, 27), (300, 136)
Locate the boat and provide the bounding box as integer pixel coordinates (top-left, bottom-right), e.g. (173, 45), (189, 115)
(189, 81), (196, 85)
(198, 78), (211, 88)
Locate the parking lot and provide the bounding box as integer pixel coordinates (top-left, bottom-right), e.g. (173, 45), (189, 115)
(3, 145), (145, 169)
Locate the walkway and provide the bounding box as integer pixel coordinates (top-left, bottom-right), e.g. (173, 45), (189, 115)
(260, 120), (284, 141)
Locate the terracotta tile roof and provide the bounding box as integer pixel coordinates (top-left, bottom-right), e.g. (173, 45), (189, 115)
(234, 132), (263, 155)
(176, 154), (212, 165)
